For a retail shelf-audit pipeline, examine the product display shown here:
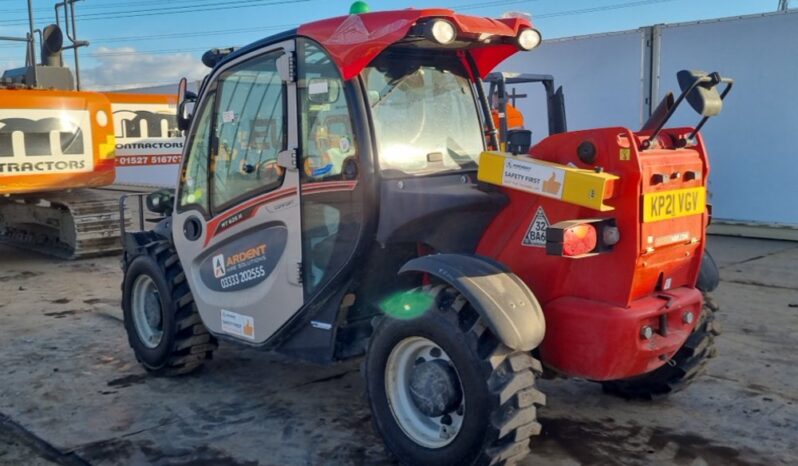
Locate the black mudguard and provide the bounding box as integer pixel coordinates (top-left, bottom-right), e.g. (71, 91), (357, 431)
(399, 254), (545, 352)
(697, 249), (720, 293)
(121, 217), (174, 268)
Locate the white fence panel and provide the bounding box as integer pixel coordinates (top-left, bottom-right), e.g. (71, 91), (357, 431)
(499, 29), (648, 145)
(655, 11), (798, 227)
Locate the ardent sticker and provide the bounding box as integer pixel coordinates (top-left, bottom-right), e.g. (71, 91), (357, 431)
(522, 206), (549, 247)
(221, 309), (255, 340)
(200, 226), (287, 292)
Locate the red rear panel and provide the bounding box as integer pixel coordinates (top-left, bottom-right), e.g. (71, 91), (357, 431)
(477, 127), (710, 379)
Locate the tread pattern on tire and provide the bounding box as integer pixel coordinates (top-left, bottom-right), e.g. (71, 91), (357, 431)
(370, 285), (546, 466)
(601, 293), (720, 400)
(125, 236), (217, 376)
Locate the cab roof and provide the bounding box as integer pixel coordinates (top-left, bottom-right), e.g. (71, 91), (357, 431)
(299, 9), (534, 80)
(218, 9), (534, 81)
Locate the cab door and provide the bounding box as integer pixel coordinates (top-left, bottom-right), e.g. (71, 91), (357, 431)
(172, 40), (303, 345)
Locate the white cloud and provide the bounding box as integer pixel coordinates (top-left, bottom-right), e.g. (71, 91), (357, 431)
(81, 47), (208, 91)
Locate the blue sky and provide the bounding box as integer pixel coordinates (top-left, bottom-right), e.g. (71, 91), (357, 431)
(0, 0), (788, 89)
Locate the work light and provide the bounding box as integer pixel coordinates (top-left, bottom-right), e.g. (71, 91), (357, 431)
(517, 28), (542, 50)
(426, 19), (457, 45)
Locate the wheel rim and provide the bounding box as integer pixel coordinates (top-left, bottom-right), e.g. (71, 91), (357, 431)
(131, 274), (164, 349)
(385, 336), (465, 448)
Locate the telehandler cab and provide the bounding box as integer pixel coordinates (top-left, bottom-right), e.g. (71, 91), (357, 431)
(120, 5), (728, 465)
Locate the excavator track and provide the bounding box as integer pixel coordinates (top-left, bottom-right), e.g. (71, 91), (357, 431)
(0, 189), (130, 259)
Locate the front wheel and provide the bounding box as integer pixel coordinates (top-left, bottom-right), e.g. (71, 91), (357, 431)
(122, 238), (217, 375)
(364, 285), (545, 466)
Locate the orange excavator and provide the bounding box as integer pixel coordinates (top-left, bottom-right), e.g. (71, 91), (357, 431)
(0, 1), (181, 258)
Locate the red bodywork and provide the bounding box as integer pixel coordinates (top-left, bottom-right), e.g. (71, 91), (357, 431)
(298, 9), (532, 80)
(478, 128), (710, 381)
(298, 9), (709, 382)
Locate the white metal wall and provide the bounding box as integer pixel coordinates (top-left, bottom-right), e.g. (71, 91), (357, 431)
(655, 11), (798, 227)
(500, 29), (649, 145)
(497, 10), (798, 233)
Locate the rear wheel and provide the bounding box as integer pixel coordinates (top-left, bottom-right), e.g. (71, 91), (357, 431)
(122, 238), (217, 375)
(602, 250), (722, 400)
(365, 285), (545, 465)
(601, 293), (721, 400)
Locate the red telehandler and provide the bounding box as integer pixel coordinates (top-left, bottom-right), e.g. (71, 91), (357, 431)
(119, 4), (727, 464)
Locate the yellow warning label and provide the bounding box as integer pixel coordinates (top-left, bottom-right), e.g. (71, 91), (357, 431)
(619, 148), (631, 161)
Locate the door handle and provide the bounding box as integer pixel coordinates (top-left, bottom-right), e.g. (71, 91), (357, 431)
(277, 148), (297, 170)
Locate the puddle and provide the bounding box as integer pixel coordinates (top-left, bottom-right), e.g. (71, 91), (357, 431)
(535, 417), (767, 466)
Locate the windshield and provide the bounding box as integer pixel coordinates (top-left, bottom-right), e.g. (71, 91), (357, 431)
(363, 50), (484, 176)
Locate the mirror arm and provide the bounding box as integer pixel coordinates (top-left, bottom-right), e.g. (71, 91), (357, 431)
(640, 75), (712, 151)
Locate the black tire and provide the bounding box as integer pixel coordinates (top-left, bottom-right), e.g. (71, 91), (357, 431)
(697, 250), (720, 293)
(601, 293), (721, 400)
(365, 285), (545, 466)
(122, 238), (216, 375)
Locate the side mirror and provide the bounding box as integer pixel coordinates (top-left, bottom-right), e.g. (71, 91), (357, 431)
(677, 70), (724, 117)
(307, 78), (340, 104)
(507, 129), (532, 155)
(176, 77), (197, 132)
(146, 189), (175, 215)
(640, 70), (733, 150)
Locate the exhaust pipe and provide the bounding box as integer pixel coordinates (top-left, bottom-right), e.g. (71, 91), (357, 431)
(40, 24), (64, 67)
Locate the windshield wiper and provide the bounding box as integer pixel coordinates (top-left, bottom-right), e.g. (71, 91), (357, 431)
(370, 72), (415, 109)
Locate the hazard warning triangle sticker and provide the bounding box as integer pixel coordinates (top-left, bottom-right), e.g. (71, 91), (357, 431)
(522, 206), (549, 247)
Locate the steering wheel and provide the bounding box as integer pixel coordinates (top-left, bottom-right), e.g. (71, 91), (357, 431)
(257, 159), (284, 181)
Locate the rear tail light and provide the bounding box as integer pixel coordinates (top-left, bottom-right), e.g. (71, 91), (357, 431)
(564, 224), (596, 256)
(547, 218), (618, 258)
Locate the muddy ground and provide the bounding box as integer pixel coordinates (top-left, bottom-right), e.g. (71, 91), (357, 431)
(0, 235), (796, 466)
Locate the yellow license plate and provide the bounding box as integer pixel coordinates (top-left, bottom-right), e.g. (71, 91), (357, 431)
(643, 187), (705, 223)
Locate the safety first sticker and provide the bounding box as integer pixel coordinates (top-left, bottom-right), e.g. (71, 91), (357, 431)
(522, 206), (549, 247)
(503, 158), (565, 198)
(221, 309), (255, 340)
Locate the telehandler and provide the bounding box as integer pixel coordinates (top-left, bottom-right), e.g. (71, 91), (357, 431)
(120, 5), (728, 465)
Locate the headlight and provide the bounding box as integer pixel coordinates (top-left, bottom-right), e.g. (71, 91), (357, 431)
(517, 28), (542, 50)
(426, 19), (457, 45)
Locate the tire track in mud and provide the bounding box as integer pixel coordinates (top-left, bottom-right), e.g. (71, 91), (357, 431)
(0, 413), (90, 466)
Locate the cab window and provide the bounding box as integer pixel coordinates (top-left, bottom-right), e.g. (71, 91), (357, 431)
(178, 91), (215, 212)
(364, 49), (484, 176)
(297, 38), (362, 297)
(299, 42), (357, 180)
(211, 51), (286, 212)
